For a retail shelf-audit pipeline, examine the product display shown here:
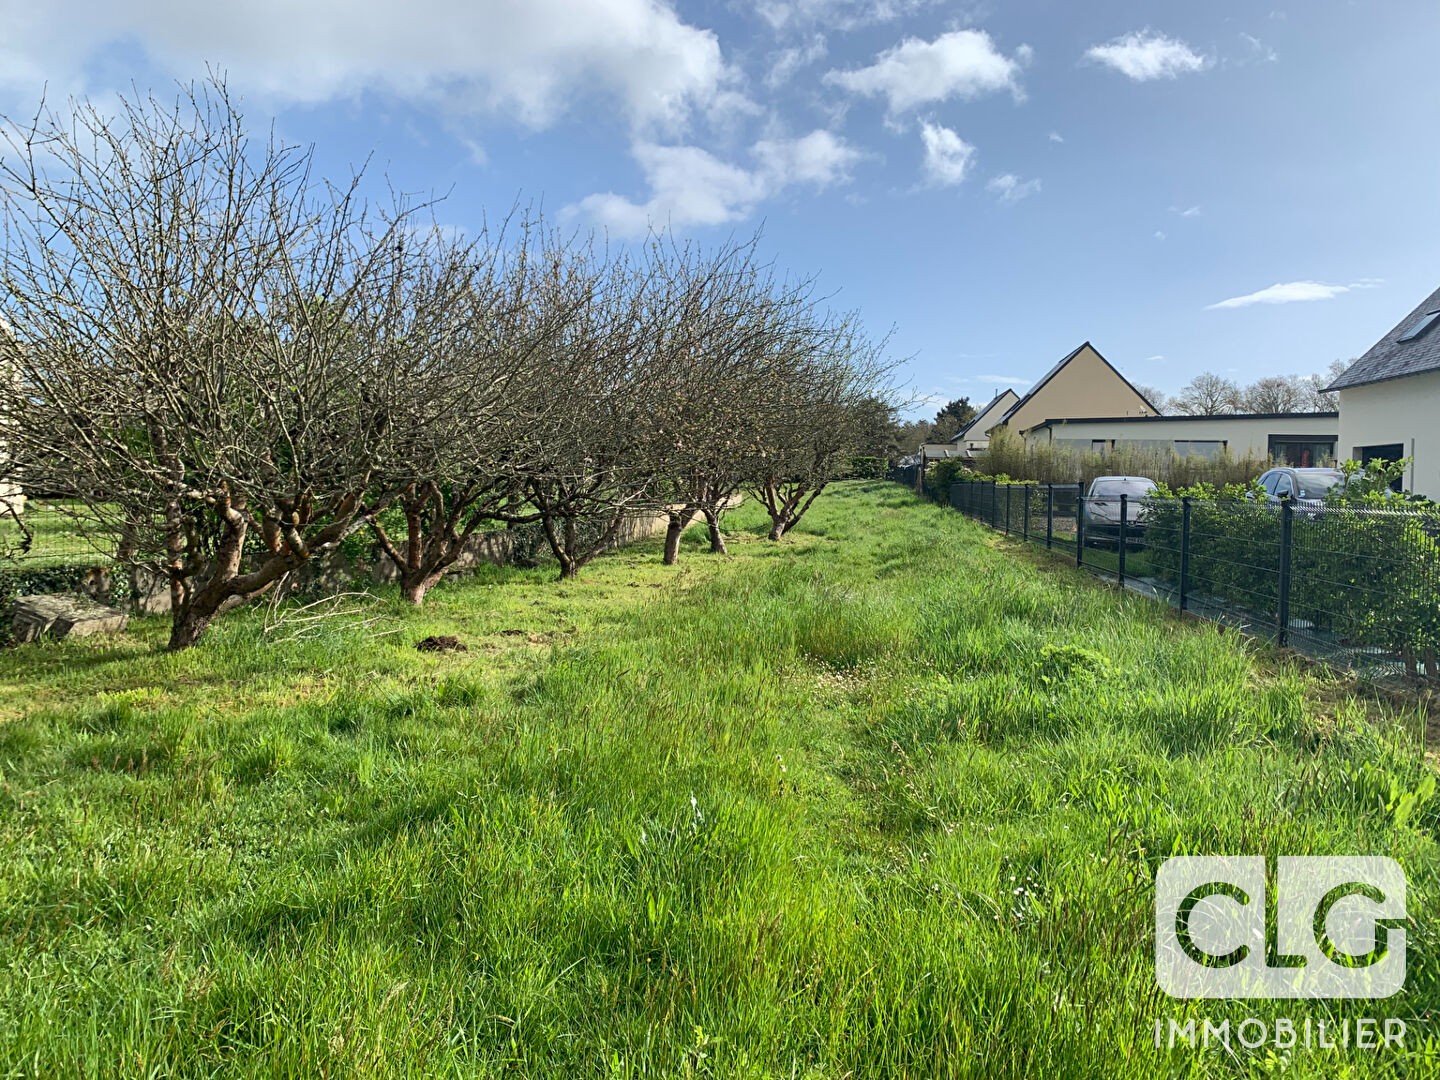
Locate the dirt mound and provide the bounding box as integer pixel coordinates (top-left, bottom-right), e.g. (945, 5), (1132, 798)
(415, 635), (467, 653)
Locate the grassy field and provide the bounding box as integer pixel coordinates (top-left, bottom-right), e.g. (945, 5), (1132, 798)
(0, 481), (1435, 1078)
(0, 500), (114, 568)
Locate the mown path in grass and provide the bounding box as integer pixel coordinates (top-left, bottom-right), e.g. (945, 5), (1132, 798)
(0, 482), (1435, 1078)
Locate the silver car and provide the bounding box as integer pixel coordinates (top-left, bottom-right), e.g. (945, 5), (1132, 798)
(1082, 475), (1157, 546)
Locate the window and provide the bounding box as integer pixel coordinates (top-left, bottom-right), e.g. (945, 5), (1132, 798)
(1260, 471), (1281, 496)
(1092, 478), (1157, 498)
(1295, 472), (1344, 499)
(1398, 311), (1440, 342)
(1090, 440), (1108, 455)
(1356, 443), (1406, 492)
(1268, 435), (1337, 467)
(1274, 474), (1294, 498)
(1173, 439), (1225, 460)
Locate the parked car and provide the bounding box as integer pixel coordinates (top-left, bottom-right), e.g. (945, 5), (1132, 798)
(1255, 467), (1347, 508)
(1082, 475), (1157, 546)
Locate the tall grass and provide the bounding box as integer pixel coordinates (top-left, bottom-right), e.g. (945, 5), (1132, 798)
(0, 483), (1433, 1077)
(979, 425), (1274, 486)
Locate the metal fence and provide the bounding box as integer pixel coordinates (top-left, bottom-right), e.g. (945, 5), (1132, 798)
(0, 500), (116, 568)
(946, 478), (1440, 683)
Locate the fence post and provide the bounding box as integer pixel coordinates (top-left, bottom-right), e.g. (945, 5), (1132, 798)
(1277, 498), (1293, 646)
(990, 480), (997, 529)
(1004, 484), (1012, 535)
(1179, 497), (1192, 611)
(1075, 482), (1086, 567)
(1022, 486), (1031, 542)
(1045, 484), (1054, 549)
(1117, 494), (1128, 586)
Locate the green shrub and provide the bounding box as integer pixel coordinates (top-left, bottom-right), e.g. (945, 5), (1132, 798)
(1144, 476), (1440, 662)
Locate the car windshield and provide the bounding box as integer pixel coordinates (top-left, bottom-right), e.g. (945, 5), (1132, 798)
(1092, 479), (1155, 497)
(1295, 472), (1343, 498)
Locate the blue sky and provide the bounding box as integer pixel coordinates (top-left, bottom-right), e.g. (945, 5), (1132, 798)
(3, 0), (1437, 415)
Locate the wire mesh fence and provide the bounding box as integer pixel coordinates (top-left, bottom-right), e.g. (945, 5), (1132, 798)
(0, 500), (118, 568)
(944, 478), (1440, 684)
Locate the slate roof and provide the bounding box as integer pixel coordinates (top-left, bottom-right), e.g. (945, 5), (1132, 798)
(1328, 284), (1440, 391)
(1026, 411), (1337, 430)
(953, 389), (1018, 442)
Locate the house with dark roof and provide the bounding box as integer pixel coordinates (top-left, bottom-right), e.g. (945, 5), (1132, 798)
(986, 342), (1158, 439)
(1328, 285), (1440, 497)
(1025, 412), (1338, 466)
(949, 389), (1019, 457)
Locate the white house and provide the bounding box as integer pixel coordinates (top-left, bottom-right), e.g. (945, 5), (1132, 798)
(1025, 412), (1339, 466)
(1328, 285), (1440, 498)
(950, 389), (1019, 457)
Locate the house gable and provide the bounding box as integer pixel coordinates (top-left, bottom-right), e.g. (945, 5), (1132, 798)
(992, 342), (1157, 435)
(1328, 283), (1440, 391)
(954, 389), (1019, 443)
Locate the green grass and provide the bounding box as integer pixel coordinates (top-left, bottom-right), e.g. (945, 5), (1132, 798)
(0, 500), (114, 568)
(0, 481), (1435, 1078)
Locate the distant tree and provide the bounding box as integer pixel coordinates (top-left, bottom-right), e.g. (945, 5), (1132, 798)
(1171, 373), (1243, 415)
(1241, 374), (1308, 413)
(852, 396), (905, 462)
(926, 397), (976, 442)
(1294, 359), (1351, 411)
(893, 419), (933, 455)
(1135, 384), (1168, 414)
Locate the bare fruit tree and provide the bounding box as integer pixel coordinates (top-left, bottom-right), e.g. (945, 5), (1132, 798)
(0, 80), (426, 648)
(359, 216), (604, 603)
(514, 237), (669, 580)
(749, 311), (895, 541)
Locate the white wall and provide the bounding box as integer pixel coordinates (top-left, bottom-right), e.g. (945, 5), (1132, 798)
(1336, 372), (1440, 498)
(1028, 415), (1337, 461)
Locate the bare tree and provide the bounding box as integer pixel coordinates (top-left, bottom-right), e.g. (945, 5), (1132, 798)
(0, 80), (425, 648)
(1170, 372), (1242, 416)
(1134, 384), (1168, 414)
(1241, 374), (1307, 413)
(643, 234), (827, 562)
(513, 238), (668, 580)
(749, 312), (895, 541)
(1296, 359), (1350, 411)
(358, 217), (588, 603)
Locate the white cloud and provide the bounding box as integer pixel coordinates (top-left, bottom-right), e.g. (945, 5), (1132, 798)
(1239, 32), (1279, 62)
(0, 0), (732, 133)
(825, 30), (1028, 114)
(1154, 230), (1167, 240)
(988, 173), (1041, 203)
(1205, 280), (1366, 310)
(1172, 205), (1201, 217)
(569, 130), (862, 236)
(919, 123), (975, 187)
(765, 35), (828, 88)
(974, 374), (1032, 385)
(753, 129), (864, 187)
(1048, 131), (1065, 143)
(1085, 30), (1210, 81)
(1146, 355), (1165, 361)
(756, 0), (942, 35)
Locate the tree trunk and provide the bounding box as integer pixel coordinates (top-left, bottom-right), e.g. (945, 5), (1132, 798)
(768, 518), (786, 541)
(662, 508), (699, 565)
(168, 606), (212, 651)
(663, 515), (685, 565)
(401, 578), (428, 605)
(705, 509), (727, 554)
